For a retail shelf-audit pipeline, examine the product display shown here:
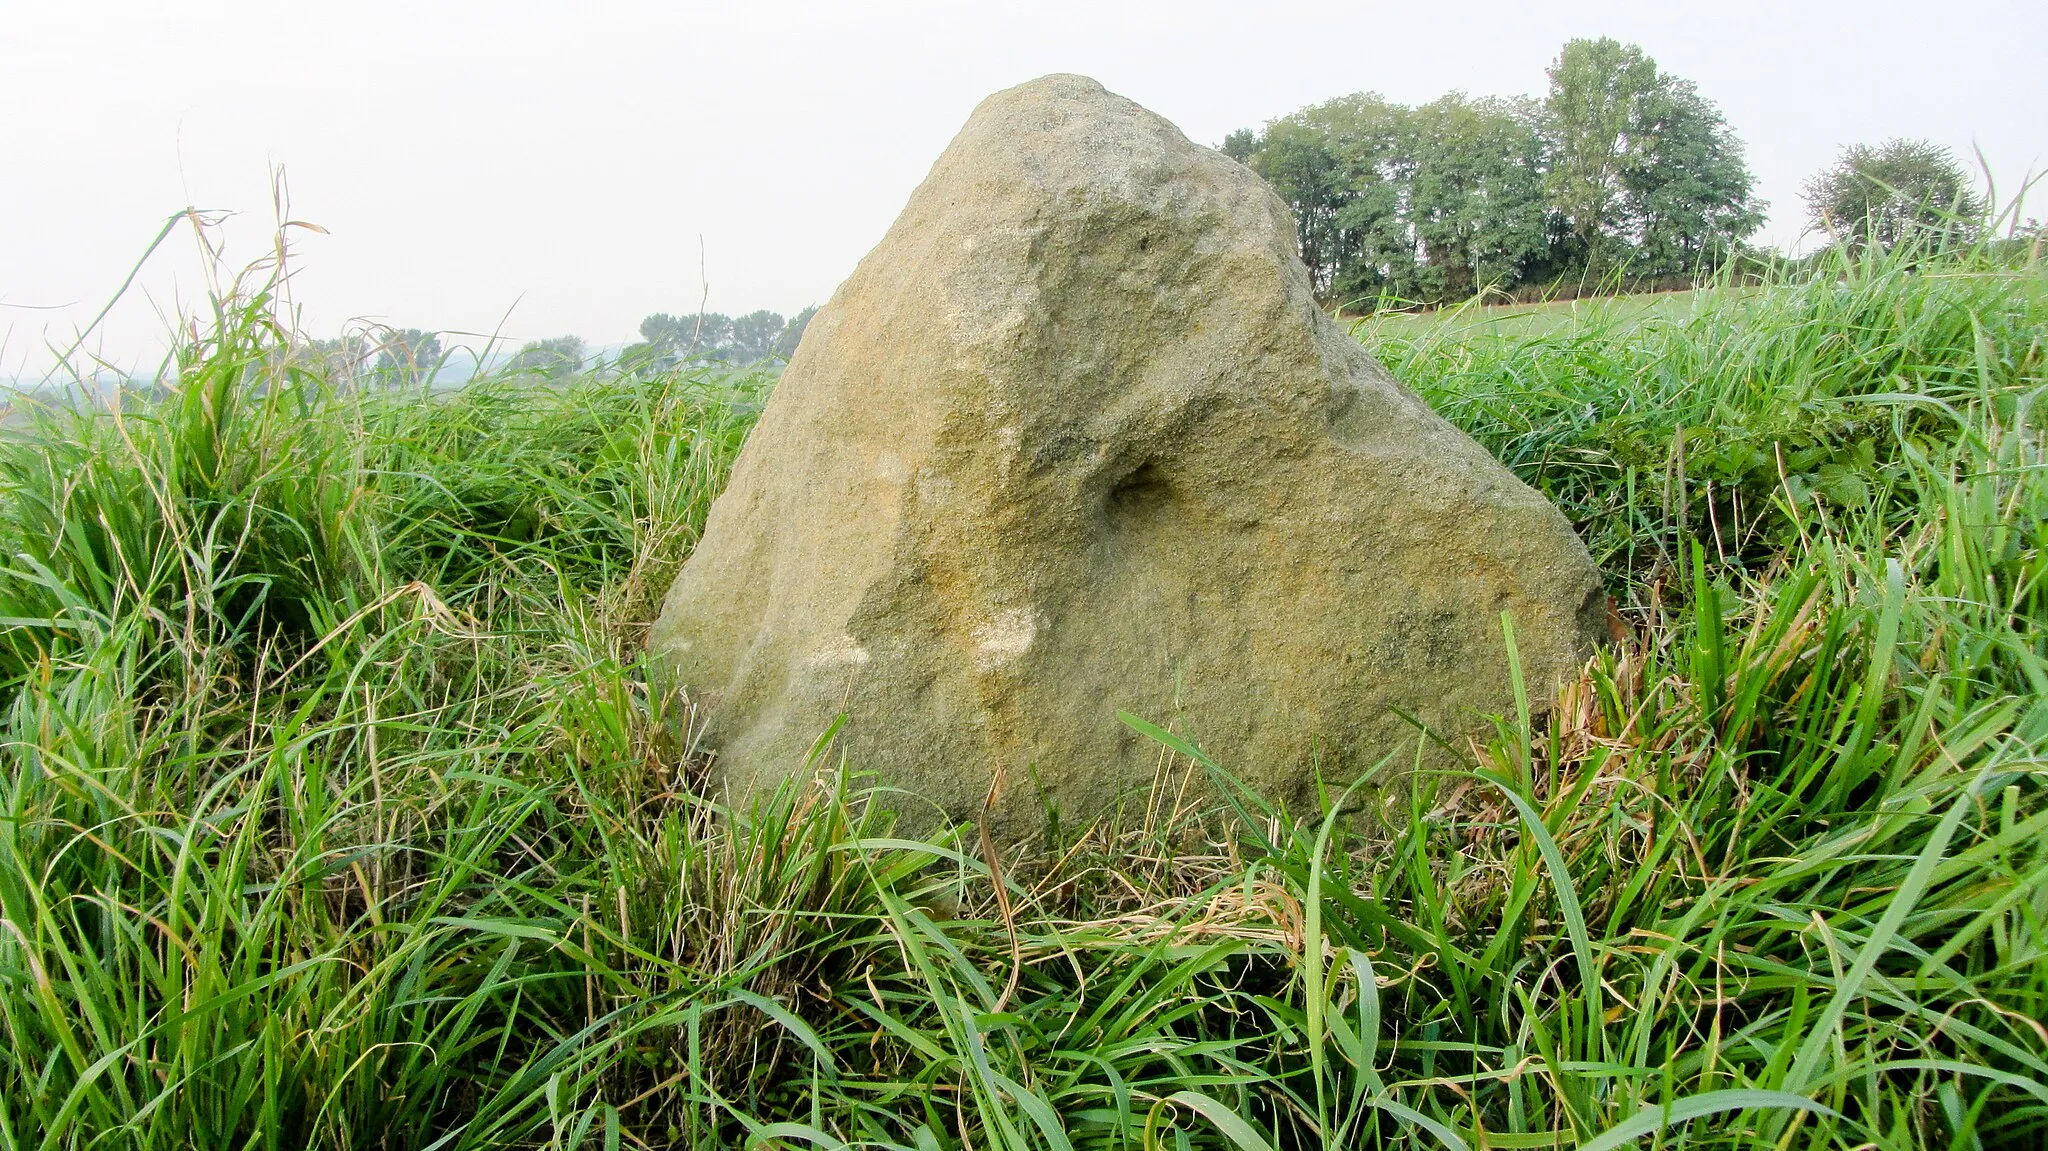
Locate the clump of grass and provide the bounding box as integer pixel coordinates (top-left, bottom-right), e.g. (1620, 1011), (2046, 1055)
(0, 223), (2041, 1148)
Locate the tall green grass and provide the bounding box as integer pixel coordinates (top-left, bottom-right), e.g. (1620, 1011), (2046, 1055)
(0, 231), (2042, 1148)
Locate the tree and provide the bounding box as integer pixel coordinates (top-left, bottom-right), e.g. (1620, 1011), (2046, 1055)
(1540, 39), (1761, 277)
(772, 306), (819, 360)
(630, 308), (819, 370)
(1540, 38), (1664, 272)
(1406, 95), (1553, 300)
(1803, 139), (1985, 251)
(371, 328), (443, 385)
(637, 313), (691, 352)
(1228, 94), (1420, 307)
(1224, 38), (1761, 306)
(616, 340), (669, 373)
(1620, 78), (1763, 275)
(637, 311), (731, 361)
(726, 311), (788, 363)
(1220, 129), (1259, 163)
(506, 336), (586, 377)
(687, 314), (736, 358)
(1305, 94), (1416, 307)
(1242, 119), (1355, 302)
(623, 313), (688, 371)
(1229, 93), (1552, 308)
(295, 334), (371, 389)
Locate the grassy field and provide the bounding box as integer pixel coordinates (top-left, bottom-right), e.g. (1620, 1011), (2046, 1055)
(0, 234), (2043, 1149)
(1360, 288), (1705, 341)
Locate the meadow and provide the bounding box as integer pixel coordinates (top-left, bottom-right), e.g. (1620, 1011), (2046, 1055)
(0, 232), (2042, 1149)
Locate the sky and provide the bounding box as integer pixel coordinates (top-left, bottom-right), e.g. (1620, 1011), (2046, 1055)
(4, 0), (2043, 377)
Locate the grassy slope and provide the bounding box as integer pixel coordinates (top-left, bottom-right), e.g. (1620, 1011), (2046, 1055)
(0, 241), (2042, 1149)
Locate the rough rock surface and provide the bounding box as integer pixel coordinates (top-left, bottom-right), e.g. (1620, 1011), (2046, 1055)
(651, 74), (1604, 829)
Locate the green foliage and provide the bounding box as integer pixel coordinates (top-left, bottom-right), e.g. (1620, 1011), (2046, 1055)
(369, 326), (444, 385)
(1539, 38), (1762, 277)
(1220, 127), (1258, 163)
(1241, 115), (1358, 299)
(1804, 138), (1989, 251)
(1407, 95), (1553, 301)
(0, 234), (2042, 1148)
(1542, 38), (1664, 269)
(1240, 93), (1527, 307)
(1228, 37), (1761, 306)
(772, 305), (818, 360)
(630, 307), (816, 370)
(507, 335), (588, 377)
(294, 333), (373, 387)
(726, 310), (787, 363)
(1615, 76), (1764, 275)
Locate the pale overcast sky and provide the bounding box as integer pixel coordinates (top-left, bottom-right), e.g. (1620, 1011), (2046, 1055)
(4, 0), (2043, 375)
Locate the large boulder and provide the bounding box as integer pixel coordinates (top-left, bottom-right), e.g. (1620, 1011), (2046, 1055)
(651, 74), (1604, 830)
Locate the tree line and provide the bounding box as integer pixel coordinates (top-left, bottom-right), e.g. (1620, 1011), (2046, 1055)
(1222, 38), (1764, 308)
(622, 307), (817, 372)
(493, 305), (822, 378)
(295, 328), (447, 387)
(1230, 38), (2026, 311)
(295, 328), (573, 386)
(286, 305), (820, 388)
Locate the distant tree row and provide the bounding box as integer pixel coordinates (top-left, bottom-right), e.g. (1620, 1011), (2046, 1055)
(506, 336), (587, 377)
(1224, 37), (1763, 307)
(623, 307), (818, 371)
(287, 303), (823, 389)
(297, 329), (587, 384)
(295, 328), (445, 387)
